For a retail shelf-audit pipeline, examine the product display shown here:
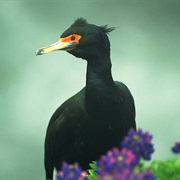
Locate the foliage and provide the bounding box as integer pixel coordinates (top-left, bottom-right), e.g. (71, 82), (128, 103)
(148, 159), (180, 180)
(56, 129), (180, 180)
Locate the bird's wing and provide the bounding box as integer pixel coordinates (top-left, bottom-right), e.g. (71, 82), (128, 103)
(44, 88), (88, 172)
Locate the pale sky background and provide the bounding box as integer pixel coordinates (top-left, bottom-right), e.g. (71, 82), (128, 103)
(0, 0), (180, 179)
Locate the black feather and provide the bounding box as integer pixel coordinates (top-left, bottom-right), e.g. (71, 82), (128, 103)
(99, 25), (116, 34)
(72, 18), (88, 27)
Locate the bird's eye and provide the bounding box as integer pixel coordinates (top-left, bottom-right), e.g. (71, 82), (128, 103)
(71, 35), (76, 41)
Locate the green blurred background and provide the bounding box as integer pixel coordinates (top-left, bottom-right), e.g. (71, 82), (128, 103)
(0, 0), (180, 179)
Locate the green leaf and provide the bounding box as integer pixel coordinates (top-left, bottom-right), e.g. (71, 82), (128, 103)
(87, 161), (99, 180)
(147, 158), (180, 180)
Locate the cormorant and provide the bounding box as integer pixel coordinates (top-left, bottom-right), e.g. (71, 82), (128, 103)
(36, 18), (136, 179)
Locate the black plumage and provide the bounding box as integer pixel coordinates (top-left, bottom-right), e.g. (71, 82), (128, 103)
(36, 18), (136, 179)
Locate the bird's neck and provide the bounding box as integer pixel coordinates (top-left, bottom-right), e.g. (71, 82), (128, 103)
(85, 55), (117, 119)
(86, 56), (115, 88)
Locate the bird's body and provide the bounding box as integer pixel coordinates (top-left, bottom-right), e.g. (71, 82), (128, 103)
(36, 18), (136, 179)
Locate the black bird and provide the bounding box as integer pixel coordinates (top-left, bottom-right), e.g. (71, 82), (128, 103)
(36, 18), (136, 179)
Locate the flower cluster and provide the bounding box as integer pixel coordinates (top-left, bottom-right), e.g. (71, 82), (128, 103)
(121, 128), (154, 160)
(56, 162), (88, 180)
(96, 148), (139, 175)
(172, 142), (180, 153)
(56, 128), (180, 180)
(95, 147), (155, 180)
(98, 169), (155, 180)
(56, 129), (156, 180)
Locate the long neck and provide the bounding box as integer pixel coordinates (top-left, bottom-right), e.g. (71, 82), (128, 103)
(85, 54), (116, 119)
(86, 56), (115, 88)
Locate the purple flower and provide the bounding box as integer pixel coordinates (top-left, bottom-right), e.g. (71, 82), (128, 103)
(140, 170), (156, 180)
(97, 169), (155, 180)
(172, 142), (180, 153)
(121, 128), (154, 160)
(56, 162), (87, 180)
(96, 147), (139, 176)
(96, 146), (155, 180)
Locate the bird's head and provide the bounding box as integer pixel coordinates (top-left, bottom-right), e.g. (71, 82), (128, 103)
(36, 18), (115, 61)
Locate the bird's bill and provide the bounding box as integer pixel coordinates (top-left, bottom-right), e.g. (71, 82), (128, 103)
(36, 39), (77, 55)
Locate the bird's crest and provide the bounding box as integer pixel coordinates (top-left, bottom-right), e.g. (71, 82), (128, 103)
(72, 18), (88, 27)
(72, 18), (115, 34)
(99, 25), (116, 34)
